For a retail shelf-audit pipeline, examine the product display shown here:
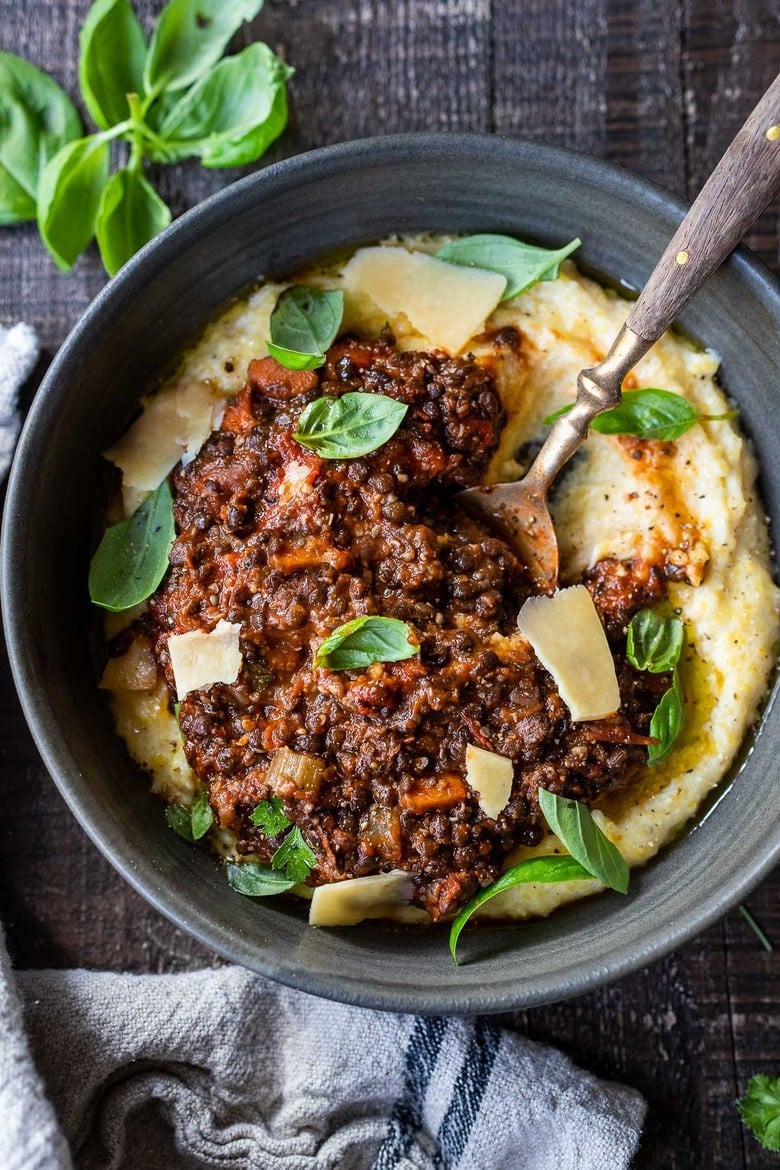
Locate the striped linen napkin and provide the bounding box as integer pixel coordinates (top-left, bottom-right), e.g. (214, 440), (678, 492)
(0, 323), (646, 1170)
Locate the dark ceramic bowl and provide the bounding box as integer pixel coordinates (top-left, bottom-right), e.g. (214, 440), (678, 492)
(3, 135), (779, 1013)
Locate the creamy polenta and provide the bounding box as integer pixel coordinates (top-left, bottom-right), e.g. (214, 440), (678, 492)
(101, 236), (779, 923)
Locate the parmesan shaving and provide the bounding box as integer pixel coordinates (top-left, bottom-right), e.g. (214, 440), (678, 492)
(517, 585), (621, 722)
(341, 246), (506, 355)
(309, 870), (415, 927)
(105, 379), (223, 514)
(168, 619), (243, 699)
(465, 744), (514, 819)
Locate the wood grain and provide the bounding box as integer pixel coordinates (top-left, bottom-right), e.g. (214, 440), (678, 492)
(0, 2), (778, 1167)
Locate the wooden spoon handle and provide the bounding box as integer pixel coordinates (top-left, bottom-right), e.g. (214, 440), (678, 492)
(627, 72), (780, 343)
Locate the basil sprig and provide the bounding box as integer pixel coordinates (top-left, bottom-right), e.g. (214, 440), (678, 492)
(648, 673), (684, 765)
(449, 855), (591, 963)
(295, 391), (407, 459)
(226, 862), (296, 897)
(544, 388), (736, 442)
(437, 232), (581, 300)
(88, 479), (175, 611)
(268, 286), (344, 370)
(0, 0), (291, 274)
(538, 789), (629, 894)
(250, 796), (317, 883)
(626, 608), (685, 764)
(165, 787), (213, 841)
(314, 616), (419, 671)
(627, 609), (684, 673)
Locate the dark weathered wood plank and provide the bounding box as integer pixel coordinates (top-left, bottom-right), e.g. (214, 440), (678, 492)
(492, 0), (609, 152)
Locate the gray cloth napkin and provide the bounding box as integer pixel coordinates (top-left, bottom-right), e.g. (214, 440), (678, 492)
(0, 324), (647, 1170)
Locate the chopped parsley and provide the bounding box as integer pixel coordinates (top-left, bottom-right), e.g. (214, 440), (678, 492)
(250, 796), (316, 883)
(737, 1075), (780, 1151)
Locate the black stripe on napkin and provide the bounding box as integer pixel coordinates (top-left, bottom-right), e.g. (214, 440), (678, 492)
(436, 1018), (501, 1168)
(371, 1016), (448, 1170)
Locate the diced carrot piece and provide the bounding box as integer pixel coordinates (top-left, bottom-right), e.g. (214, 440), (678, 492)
(400, 773), (467, 814)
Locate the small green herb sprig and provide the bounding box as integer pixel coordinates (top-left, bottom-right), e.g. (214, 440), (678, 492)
(269, 286), (344, 370)
(166, 786), (213, 841)
(89, 479), (175, 611)
(0, 0), (291, 276)
(450, 789), (629, 963)
(295, 391), (408, 459)
(627, 609), (685, 765)
(437, 233), (581, 300)
(544, 387), (736, 442)
(314, 615), (419, 671)
(248, 795), (316, 883)
(226, 797), (317, 896)
(737, 1074), (780, 1152)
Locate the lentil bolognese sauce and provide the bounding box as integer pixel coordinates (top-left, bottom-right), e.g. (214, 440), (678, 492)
(140, 332), (665, 920)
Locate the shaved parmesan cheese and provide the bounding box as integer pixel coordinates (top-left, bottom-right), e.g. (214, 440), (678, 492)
(168, 619), (243, 699)
(309, 870), (415, 927)
(106, 380), (222, 513)
(465, 744), (514, 819)
(517, 585), (621, 722)
(341, 246), (506, 354)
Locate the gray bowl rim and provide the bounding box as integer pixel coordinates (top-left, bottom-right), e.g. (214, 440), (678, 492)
(3, 131), (779, 1014)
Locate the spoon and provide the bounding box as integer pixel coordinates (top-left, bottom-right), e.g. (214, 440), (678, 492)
(459, 72), (780, 593)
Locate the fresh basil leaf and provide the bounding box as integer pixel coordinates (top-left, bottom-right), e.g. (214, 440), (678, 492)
(89, 479), (175, 611)
(449, 855), (591, 963)
(166, 789), (213, 841)
(190, 788), (214, 839)
(437, 233), (581, 300)
(315, 615), (419, 671)
(537, 788), (629, 894)
(737, 1074), (780, 1152)
(0, 162), (35, 225)
(251, 796), (291, 837)
(268, 286), (343, 370)
(647, 670), (684, 765)
(227, 861), (296, 897)
(37, 135), (110, 271)
(166, 803), (195, 841)
(0, 52), (82, 217)
(294, 392), (407, 459)
(155, 42), (291, 167)
(627, 609), (684, 674)
(95, 167), (172, 276)
(78, 0), (147, 130)
(544, 388), (735, 441)
(271, 825), (316, 883)
(144, 0), (263, 96)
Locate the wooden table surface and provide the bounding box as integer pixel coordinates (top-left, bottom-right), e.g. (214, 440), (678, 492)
(1, 2), (778, 1166)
